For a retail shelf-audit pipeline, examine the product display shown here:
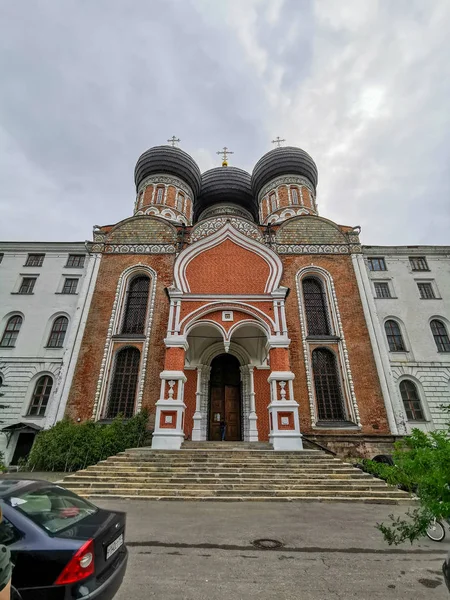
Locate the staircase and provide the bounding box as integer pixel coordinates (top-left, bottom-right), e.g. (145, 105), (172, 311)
(61, 442), (411, 503)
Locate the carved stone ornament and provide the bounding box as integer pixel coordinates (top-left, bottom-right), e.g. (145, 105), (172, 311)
(190, 217), (264, 243)
(276, 244), (362, 254)
(86, 242), (177, 254)
(258, 174), (315, 202)
(136, 173), (193, 198)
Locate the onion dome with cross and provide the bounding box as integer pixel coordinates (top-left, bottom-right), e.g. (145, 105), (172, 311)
(195, 146), (257, 222)
(252, 143), (319, 225)
(133, 138), (201, 226)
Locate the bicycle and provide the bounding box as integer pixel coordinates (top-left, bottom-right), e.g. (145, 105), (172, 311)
(426, 517), (449, 542)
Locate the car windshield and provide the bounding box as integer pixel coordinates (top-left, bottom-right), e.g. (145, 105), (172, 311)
(7, 485), (98, 534)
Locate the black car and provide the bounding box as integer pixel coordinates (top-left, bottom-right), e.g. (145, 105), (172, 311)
(444, 549), (450, 592)
(0, 479), (128, 599)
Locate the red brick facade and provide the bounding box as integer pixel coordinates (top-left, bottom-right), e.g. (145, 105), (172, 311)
(64, 148), (394, 456)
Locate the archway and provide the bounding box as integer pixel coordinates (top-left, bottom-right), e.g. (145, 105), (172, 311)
(209, 354), (242, 441)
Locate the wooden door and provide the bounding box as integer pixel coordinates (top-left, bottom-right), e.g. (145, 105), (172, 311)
(225, 385), (241, 441)
(208, 354), (242, 441)
(209, 386), (224, 441)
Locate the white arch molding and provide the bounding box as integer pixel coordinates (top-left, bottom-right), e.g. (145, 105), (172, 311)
(92, 263), (157, 420)
(174, 222), (283, 294)
(189, 338), (260, 442)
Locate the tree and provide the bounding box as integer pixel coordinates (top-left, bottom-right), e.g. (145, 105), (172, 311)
(365, 407), (450, 545)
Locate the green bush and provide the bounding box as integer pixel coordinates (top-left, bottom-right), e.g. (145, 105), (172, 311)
(26, 411), (149, 472)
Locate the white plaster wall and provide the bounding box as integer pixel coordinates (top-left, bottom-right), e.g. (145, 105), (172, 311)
(362, 246), (450, 432)
(0, 243), (94, 464)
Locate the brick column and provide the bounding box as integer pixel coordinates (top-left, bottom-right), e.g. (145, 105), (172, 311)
(267, 347), (303, 451)
(152, 346), (187, 450)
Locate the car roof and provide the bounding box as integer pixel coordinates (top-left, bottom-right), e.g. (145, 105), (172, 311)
(0, 479), (57, 499)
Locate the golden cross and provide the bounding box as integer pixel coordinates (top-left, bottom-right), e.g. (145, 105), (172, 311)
(167, 135), (180, 147)
(271, 136), (286, 147)
(216, 146), (234, 166)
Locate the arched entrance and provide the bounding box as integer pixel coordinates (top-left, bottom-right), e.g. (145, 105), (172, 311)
(208, 354), (242, 441)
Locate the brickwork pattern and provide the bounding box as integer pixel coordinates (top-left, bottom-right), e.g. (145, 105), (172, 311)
(106, 217), (177, 245)
(276, 216), (348, 245)
(66, 253), (175, 424)
(282, 254), (390, 435)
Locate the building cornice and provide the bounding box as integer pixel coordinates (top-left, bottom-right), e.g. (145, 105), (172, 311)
(0, 241), (87, 253)
(362, 245), (450, 256)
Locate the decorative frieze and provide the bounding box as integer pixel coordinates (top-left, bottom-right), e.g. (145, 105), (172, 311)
(87, 243), (177, 254)
(136, 174), (193, 198)
(277, 244), (362, 254)
(190, 217), (264, 243)
(258, 174), (315, 202)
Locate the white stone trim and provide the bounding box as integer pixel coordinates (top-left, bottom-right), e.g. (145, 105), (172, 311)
(174, 222), (283, 294)
(258, 174), (315, 203)
(136, 173), (194, 198)
(295, 265), (361, 427)
(92, 263), (157, 419)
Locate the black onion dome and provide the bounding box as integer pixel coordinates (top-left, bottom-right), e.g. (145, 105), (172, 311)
(195, 166), (257, 220)
(134, 145), (202, 196)
(252, 146), (318, 197)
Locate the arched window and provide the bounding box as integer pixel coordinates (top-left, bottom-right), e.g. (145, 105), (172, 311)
(312, 348), (346, 421)
(121, 276), (150, 334)
(399, 380), (425, 421)
(302, 277), (331, 336)
(176, 192), (184, 212)
(155, 186), (164, 204)
(430, 320), (450, 352)
(0, 315), (23, 347)
(384, 320), (406, 352)
(28, 375), (53, 416)
(47, 316), (69, 348)
(291, 187), (299, 205)
(106, 347), (141, 418)
(270, 193), (277, 212)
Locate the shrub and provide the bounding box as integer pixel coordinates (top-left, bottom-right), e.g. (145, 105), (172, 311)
(364, 425), (450, 545)
(26, 411), (149, 472)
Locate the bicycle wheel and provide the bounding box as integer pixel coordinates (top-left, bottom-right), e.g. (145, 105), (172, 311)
(426, 520), (446, 542)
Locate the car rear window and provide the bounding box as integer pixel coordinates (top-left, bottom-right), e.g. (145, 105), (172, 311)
(7, 486), (98, 534)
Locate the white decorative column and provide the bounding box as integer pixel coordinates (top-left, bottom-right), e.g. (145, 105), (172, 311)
(152, 370), (187, 450)
(248, 367), (259, 442)
(192, 365), (204, 441)
(268, 371), (303, 451)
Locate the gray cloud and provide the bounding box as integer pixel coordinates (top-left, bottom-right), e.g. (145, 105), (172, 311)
(0, 0), (448, 244)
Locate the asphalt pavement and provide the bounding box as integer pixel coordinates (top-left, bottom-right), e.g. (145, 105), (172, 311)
(95, 499), (450, 600)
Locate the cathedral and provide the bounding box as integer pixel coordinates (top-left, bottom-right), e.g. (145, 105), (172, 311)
(63, 141), (396, 455)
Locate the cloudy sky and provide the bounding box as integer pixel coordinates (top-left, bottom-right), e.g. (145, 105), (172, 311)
(0, 0), (449, 245)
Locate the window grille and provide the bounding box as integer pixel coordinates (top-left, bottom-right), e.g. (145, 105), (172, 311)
(176, 193), (184, 212)
(409, 256), (428, 271)
(430, 319), (450, 352)
(302, 277), (331, 336)
(156, 187), (164, 204)
(28, 375), (53, 416)
(66, 254), (85, 268)
(291, 188), (299, 205)
(399, 380), (425, 421)
(418, 282), (435, 299)
(25, 254), (44, 267)
(312, 348), (346, 421)
(374, 282), (391, 298)
(0, 316), (23, 347)
(62, 278), (78, 294)
(367, 257), (386, 271)
(19, 277), (36, 294)
(106, 347), (140, 418)
(121, 276), (150, 334)
(47, 316), (69, 348)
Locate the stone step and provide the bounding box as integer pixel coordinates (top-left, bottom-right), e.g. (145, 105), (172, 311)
(64, 492), (412, 504)
(63, 486), (409, 498)
(64, 481), (392, 491)
(117, 450), (326, 458)
(182, 442), (274, 449)
(86, 465), (359, 474)
(65, 473), (376, 482)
